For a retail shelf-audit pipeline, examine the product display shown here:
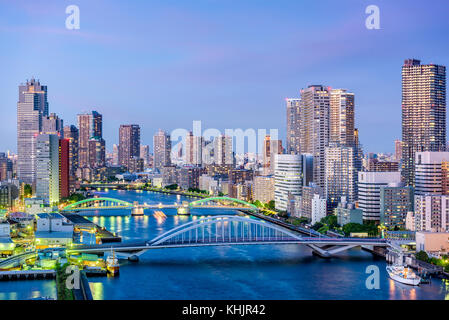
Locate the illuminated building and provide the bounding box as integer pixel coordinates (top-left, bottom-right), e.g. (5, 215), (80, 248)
(401, 59), (446, 186)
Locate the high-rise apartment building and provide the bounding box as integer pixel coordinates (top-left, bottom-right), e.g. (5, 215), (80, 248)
(213, 135), (233, 166)
(402, 59), (446, 186)
(253, 175), (275, 204)
(380, 184), (413, 230)
(414, 195), (449, 232)
(35, 134), (59, 204)
(329, 89), (355, 147)
(17, 78), (49, 184)
(263, 135), (283, 175)
(286, 98), (301, 155)
(300, 85), (330, 189)
(63, 125), (79, 179)
(325, 144), (357, 211)
(119, 124), (141, 171)
(185, 131), (203, 166)
(153, 130), (171, 169)
(140, 145), (150, 167)
(395, 140), (402, 162)
(77, 111), (103, 168)
(59, 139), (70, 199)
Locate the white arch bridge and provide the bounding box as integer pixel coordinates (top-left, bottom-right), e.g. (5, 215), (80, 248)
(67, 215), (390, 258)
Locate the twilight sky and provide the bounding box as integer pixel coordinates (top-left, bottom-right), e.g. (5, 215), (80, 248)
(1, 0), (448, 154)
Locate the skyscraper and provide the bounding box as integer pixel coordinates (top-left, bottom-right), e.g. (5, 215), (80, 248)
(325, 144), (357, 211)
(153, 130), (171, 169)
(394, 140), (403, 161)
(63, 125), (79, 180)
(17, 78), (49, 184)
(42, 113), (63, 136)
(140, 145), (150, 167)
(77, 111), (103, 169)
(329, 89), (355, 147)
(59, 138), (70, 199)
(402, 59), (446, 186)
(286, 98), (301, 155)
(35, 134), (59, 204)
(185, 131), (203, 166)
(119, 124), (141, 171)
(213, 135), (234, 166)
(263, 135), (283, 175)
(300, 85), (330, 189)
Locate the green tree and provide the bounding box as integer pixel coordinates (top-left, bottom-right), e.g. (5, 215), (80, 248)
(253, 200), (263, 208)
(266, 200), (275, 210)
(23, 184), (32, 197)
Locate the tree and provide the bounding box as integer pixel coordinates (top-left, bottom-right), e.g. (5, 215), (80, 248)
(320, 215), (339, 230)
(23, 184), (32, 198)
(266, 200), (275, 210)
(253, 200), (263, 208)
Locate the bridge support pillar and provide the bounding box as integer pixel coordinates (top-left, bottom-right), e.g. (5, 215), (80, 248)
(177, 206), (190, 215)
(132, 206), (144, 216)
(128, 255), (139, 262)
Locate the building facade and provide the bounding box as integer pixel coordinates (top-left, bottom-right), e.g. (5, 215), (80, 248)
(274, 154), (302, 211)
(358, 171), (402, 222)
(401, 59), (446, 186)
(17, 78), (49, 184)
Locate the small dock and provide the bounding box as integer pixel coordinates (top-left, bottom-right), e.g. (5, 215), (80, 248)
(0, 269), (56, 281)
(62, 213), (121, 244)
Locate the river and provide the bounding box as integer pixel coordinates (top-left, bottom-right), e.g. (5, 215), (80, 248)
(0, 189), (448, 300)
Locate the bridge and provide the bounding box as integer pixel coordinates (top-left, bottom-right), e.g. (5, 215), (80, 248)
(61, 196), (258, 215)
(67, 215), (390, 258)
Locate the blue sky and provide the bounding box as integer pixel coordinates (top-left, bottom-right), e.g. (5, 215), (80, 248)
(1, 0), (448, 153)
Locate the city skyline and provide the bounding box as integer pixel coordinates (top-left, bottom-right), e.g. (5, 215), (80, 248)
(1, 0), (449, 153)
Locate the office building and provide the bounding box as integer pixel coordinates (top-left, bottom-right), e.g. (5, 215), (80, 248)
(42, 113), (63, 136)
(35, 134), (60, 204)
(17, 78), (49, 184)
(415, 151), (449, 195)
(358, 171), (402, 222)
(274, 154), (302, 211)
(335, 197), (363, 226)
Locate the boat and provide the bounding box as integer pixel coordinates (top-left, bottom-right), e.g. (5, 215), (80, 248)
(106, 249), (120, 276)
(386, 264), (421, 286)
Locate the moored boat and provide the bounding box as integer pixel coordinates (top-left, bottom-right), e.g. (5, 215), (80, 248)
(386, 264), (421, 286)
(106, 249), (120, 276)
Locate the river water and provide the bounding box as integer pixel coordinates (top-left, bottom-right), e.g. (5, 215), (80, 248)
(1, 189), (448, 300)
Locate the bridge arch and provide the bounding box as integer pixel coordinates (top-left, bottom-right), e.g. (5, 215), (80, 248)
(189, 197), (258, 210)
(150, 215), (301, 246)
(61, 197), (133, 211)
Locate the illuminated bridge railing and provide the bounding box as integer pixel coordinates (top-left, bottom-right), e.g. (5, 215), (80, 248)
(149, 216), (302, 247)
(61, 197), (133, 211)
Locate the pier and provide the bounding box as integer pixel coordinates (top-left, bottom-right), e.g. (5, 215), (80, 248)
(0, 269), (56, 281)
